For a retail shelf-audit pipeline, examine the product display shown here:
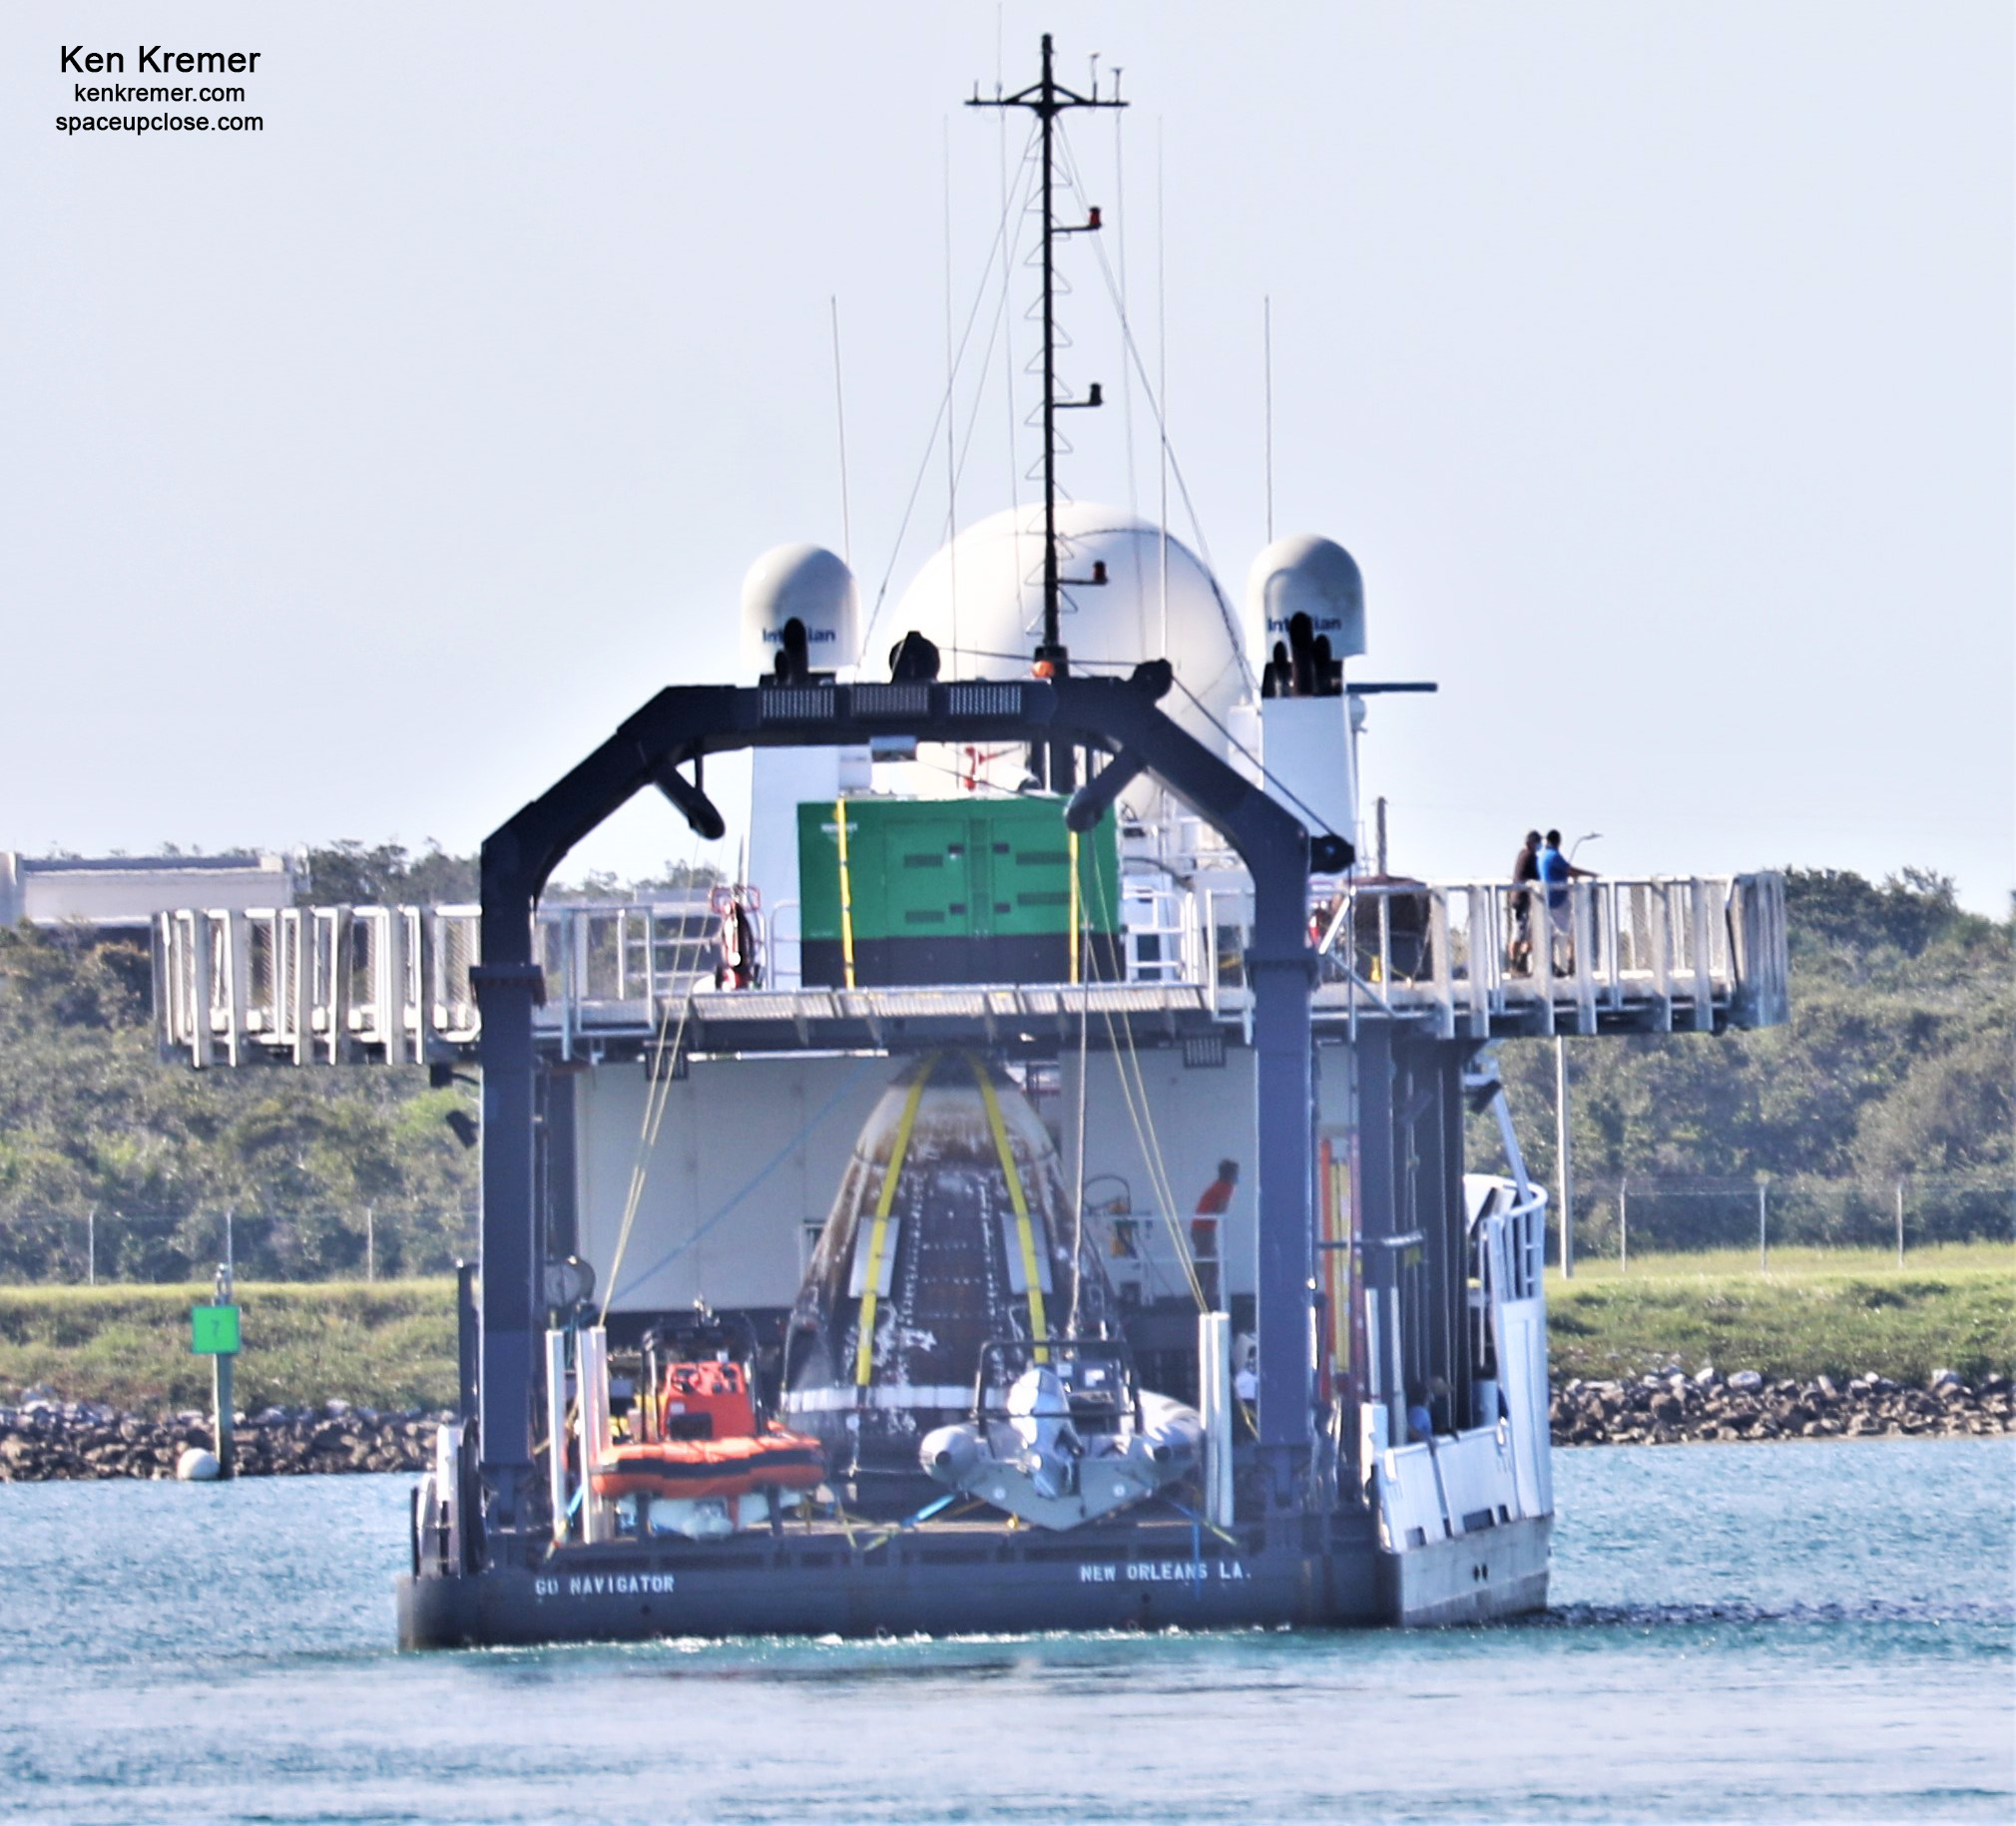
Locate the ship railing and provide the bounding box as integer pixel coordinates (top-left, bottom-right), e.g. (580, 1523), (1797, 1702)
(1081, 1205), (1208, 1309)
(764, 899), (802, 990)
(153, 873), (1786, 1065)
(158, 900), (503, 1066)
(535, 897), (716, 1060)
(1370, 1171), (1552, 1550)
(155, 903), (464, 1068)
(1296, 873), (1783, 1037)
(1469, 1173), (1547, 1311)
(1121, 874), (1197, 985)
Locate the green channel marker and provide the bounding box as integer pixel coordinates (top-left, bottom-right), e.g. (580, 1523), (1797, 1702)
(191, 1303), (241, 1356)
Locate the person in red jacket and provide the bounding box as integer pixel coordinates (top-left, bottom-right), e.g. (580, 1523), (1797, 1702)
(1192, 1158), (1238, 1308)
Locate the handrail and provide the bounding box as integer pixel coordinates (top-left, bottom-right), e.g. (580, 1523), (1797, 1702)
(152, 871), (1786, 1066)
(1308, 874), (1764, 1038)
(1471, 1172), (1548, 1303)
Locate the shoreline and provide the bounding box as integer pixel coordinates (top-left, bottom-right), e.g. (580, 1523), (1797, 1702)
(0, 1394), (441, 1481)
(3, 1371), (2011, 1482)
(1551, 1368), (2012, 1447)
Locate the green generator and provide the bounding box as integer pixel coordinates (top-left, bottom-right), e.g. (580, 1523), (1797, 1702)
(796, 796), (1122, 988)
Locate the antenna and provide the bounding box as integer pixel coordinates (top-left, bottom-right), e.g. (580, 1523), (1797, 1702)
(828, 296), (852, 572)
(1156, 119), (1169, 663)
(942, 118), (959, 667)
(1263, 295), (1274, 544)
(969, 33), (1126, 792)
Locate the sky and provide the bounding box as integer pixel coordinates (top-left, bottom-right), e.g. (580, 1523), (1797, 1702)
(4, 2), (2010, 910)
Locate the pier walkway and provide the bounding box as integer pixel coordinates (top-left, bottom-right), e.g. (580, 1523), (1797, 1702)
(153, 872), (1786, 1068)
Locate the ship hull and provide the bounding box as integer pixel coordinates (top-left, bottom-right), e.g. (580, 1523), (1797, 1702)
(395, 1514), (1550, 1647)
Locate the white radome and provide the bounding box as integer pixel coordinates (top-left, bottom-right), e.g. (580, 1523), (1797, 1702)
(1244, 533), (1366, 668)
(876, 504), (1252, 797)
(740, 543), (860, 680)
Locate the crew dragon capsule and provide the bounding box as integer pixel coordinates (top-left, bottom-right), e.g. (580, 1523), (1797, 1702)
(780, 1050), (1124, 1511)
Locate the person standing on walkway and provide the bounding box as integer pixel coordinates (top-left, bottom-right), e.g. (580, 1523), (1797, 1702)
(1192, 1158), (1238, 1309)
(1509, 829), (1542, 974)
(1536, 829), (1597, 972)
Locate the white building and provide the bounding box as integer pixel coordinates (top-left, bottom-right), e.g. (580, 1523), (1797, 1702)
(0, 852), (301, 932)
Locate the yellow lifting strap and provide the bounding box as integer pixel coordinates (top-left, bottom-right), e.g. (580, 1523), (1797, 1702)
(853, 1057), (932, 1387)
(834, 797), (858, 990)
(970, 1052), (1051, 1363)
(1067, 825), (1081, 987)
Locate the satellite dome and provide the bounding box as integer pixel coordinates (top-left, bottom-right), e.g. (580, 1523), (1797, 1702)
(741, 543), (859, 680)
(884, 504), (1252, 758)
(1245, 535), (1365, 668)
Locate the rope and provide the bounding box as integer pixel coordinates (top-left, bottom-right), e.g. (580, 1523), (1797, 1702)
(1168, 676), (1339, 845)
(1054, 122), (1257, 696)
(1161, 1493), (1242, 1551)
(1067, 916), (1091, 1334)
(598, 879), (717, 1322)
(1088, 860), (1205, 1308)
(608, 1057), (878, 1303)
(970, 1051), (1051, 1364)
(1068, 826), (1081, 987)
(834, 796), (857, 990)
(860, 121), (1041, 661)
(854, 1493), (983, 1557)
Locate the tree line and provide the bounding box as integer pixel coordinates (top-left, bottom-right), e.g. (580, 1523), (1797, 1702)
(1479, 868), (2013, 1252)
(0, 852), (2006, 1281)
(0, 841), (732, 1283)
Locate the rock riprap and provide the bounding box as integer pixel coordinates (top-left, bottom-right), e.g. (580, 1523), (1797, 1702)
(6, 1374), (2009, 1475)
(0, 1388), (446, 1481)
(1550, 1368), (2013, 1446)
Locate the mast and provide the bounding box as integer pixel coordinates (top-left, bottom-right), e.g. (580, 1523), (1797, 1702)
(970, 35), (1124, 790)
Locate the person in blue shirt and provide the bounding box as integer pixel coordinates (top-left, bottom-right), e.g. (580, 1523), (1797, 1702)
(1535, 829), (1597, 972)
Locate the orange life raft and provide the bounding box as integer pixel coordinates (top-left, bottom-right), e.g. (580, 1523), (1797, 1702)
(588, 1355), (824, 1503)
(590, 1431), (825, 1502)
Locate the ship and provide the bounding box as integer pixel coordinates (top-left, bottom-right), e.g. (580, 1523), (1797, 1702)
(151, 36), (1790, 1645)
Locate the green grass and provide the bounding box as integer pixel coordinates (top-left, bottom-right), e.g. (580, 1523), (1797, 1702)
(1549, 1243), (2016, 1384)
(3, 1246), (2011, 1412)
(0, 1279), (458, 1413)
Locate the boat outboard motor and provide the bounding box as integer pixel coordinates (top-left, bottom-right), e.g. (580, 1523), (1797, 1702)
(1005, 1365), (1083, 1499)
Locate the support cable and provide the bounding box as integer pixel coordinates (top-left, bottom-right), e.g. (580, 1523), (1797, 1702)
(1157, 120), (1169, 662)
(1068, 931), (1092, 1333)
(942, 117), (961, 664)
(949, 199), (1031, 497)
(1055, 122), (1256, 694)
(610, 1057), (879, 1303)
(1089, 862), (1205, 1309)
(928, 646), (1342, 850)
(1093, 974), (1203, 1309)
(599, 868), (717, 1321)
(829, 296), (852, 570)
(1168, 675), (1336, 844)
(860, 122), (1041, 660)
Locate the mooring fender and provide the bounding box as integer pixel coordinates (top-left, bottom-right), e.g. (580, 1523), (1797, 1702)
(395, 1573), (480, 1652)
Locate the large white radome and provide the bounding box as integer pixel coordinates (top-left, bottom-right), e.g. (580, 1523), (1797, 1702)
(882, 504), (1251, 760)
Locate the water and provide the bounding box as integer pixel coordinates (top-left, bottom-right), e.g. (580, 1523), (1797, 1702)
(1, 1441), (2009, 1824)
